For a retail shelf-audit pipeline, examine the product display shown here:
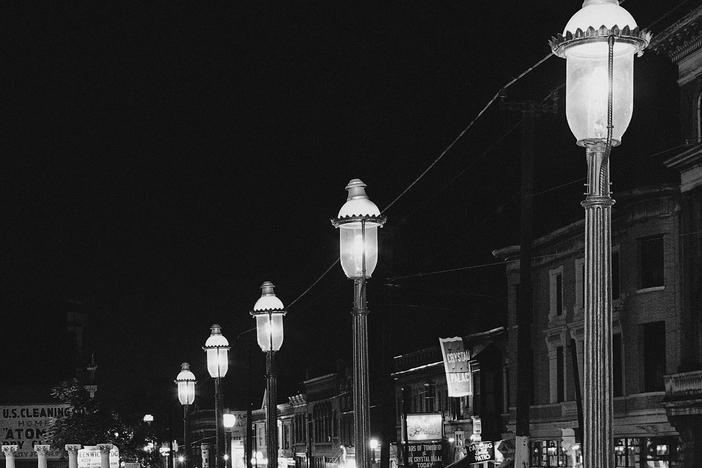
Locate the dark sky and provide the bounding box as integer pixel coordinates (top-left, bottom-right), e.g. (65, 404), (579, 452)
(2, 1), (685, 413)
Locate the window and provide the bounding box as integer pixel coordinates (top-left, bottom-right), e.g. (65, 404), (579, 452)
(642, 321), (666, 392)
(613, 333), (623, 397)
(639, 236), (664, 289)
(557, 346), (566, 402)
(549, 267), (565, 319)
(424, 382), (435, 412)
(530, 440), (570, 467)
(612, 250), (620, 300)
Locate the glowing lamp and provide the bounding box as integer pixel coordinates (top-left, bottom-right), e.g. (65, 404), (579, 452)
(549, 0), (650, 146)
(175, 362), (196, 406)
(222, 413), (236, 430)
(204, 324), (230, 378)
(143, 414), (154, 424)
(331, 179), (386, 279)
(251, 281), (286, 352)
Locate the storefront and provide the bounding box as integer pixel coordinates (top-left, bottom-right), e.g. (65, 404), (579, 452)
(528, 436), (680, 468)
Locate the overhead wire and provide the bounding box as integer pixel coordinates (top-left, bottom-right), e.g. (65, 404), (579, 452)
(287, 54), (555, 310)
(287, 0), (691, 311)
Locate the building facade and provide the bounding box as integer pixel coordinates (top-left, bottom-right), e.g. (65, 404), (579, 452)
(650, 4), (702, 468)
(494, 184), (684, 467)
(391, 328), (506, 466)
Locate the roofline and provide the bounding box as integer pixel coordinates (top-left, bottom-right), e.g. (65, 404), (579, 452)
(492, 184), (679, 261)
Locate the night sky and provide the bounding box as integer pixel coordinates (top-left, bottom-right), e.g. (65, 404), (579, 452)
(2, 1), (685, 415)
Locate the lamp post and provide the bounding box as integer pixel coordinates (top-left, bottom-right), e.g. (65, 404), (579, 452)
(251, 281), (286, 468)
(331, 179), (386, 468)
(204, 324), (230, 468)
(223, 413), (237, 468)
(176, 362), (196, 468)
(549, 2), (650, 467)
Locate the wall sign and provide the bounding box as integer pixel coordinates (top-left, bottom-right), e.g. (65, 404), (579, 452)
(406, 443), (442, 468)
(406, 413), (442, 442)
(78, 446), (119, 468)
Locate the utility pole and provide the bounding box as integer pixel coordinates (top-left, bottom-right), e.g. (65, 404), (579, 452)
(500, 97), (557, 459)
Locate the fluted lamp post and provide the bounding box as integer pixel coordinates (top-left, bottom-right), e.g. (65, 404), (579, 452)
(549, 2), (650, 467)
(331, 179), (386, 468)
(204, 324), (230, 468)
(176, 362), (197, 468)
(251, 281), (286, 468)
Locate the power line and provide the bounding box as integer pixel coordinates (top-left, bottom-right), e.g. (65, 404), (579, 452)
(287, 0), (692, 311)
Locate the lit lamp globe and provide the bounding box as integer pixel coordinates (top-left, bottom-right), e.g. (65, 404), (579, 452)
(331, 179), (387, 279)
(251, 281), (286, 352)
(175, 362), (196, 406)
(549, 0), (650, 146)
(223, 413), (236, 430)
(204, 324), (230, 378)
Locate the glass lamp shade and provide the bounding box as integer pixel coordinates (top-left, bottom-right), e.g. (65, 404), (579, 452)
(565, 43), (634, 145)
(204, 324), (230, 378)
(339, 223), (379, 278)
(251, 282), (286, 352)
(558, 0), (641, 146)
(333, 179), (385, 279)
(254, 313), (285, 352)
(175, 362), (196, 406)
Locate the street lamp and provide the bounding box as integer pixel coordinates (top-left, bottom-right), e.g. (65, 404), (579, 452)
(369, 439), (379, 465)
(251, 281), (286, 468)
(175, 363), (196, 468)
(331, 179), (386, 468)
(204, 324), (230, 468)
(144, 414), (155, 425)
(549, 2), (650, 468)
(223, 413), (237, 468)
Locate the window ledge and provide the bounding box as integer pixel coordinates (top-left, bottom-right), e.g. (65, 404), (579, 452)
(636, 286), (665, 294)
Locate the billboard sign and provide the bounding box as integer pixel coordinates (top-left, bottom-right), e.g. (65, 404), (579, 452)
(78, 446), (119, 468)
(439, 337), (472, 397)
(406, 413), (442, 442)
(406, 442), (442, 468)
(0, 405), (71, 459)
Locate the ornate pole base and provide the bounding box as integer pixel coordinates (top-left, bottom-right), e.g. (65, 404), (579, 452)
(352, 278), (371, 468)
(582, 144), (614, 468)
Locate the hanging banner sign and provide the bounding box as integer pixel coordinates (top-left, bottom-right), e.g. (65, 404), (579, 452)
(439, 337), (472, 397)
(0, 405), (71, 459)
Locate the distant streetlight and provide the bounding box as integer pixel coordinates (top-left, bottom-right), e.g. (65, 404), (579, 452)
(332, 179), (386, 468)
(143, 414), (154, 425)
(204, 324), (230, 468)
(369, 439), (379, 464)
(175, 362), (196, 468)
(223, 413), (237, 468)
(549, 1), (650, 467)
(251, 281), (286, 468)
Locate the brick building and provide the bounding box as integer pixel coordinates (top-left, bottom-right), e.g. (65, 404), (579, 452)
(494, 184), (684, 467)
(650, 4), (702, 468)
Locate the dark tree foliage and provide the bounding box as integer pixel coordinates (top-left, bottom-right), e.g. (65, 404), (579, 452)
(47, 380), (157, 464)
